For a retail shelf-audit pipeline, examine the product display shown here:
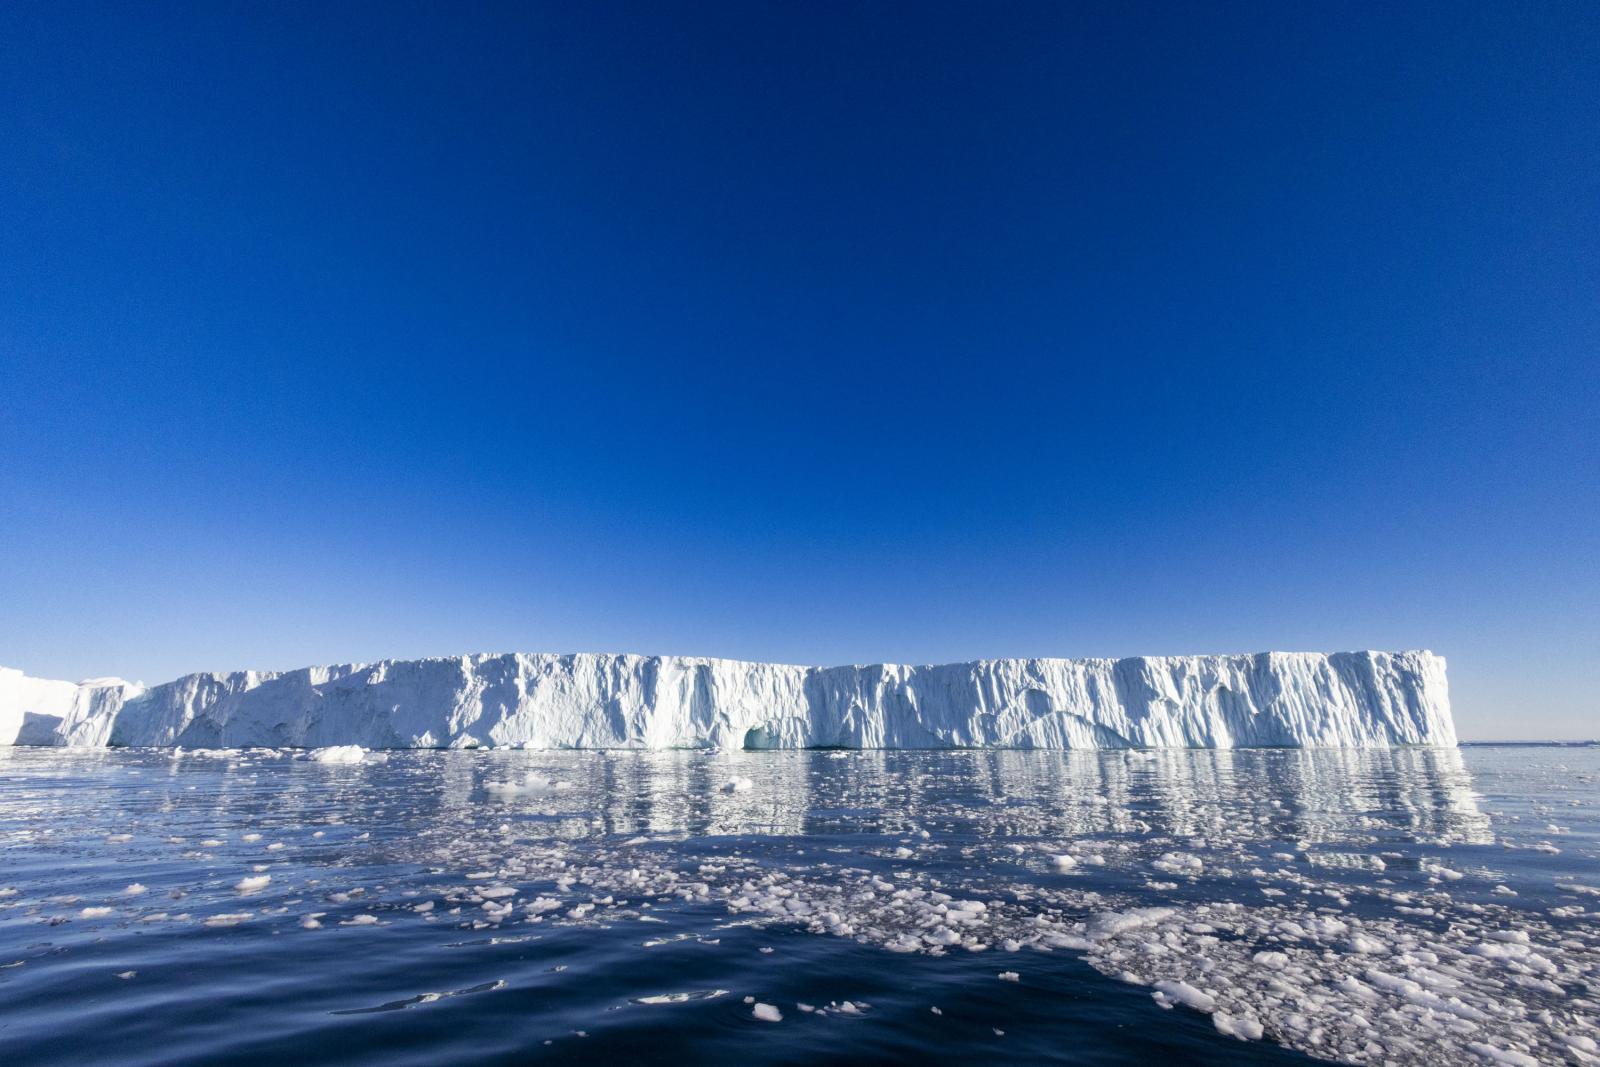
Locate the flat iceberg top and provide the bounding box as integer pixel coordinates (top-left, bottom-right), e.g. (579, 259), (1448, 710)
(0, 650), (1455, 751)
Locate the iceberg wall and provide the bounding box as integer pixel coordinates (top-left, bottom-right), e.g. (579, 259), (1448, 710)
(0, 650), (1455, 750)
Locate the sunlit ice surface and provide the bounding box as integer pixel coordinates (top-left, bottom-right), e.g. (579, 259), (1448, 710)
(0, 746), (1595, 1065)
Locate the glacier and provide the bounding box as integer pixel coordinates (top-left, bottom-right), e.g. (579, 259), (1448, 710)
(0, 650), (1454, 751)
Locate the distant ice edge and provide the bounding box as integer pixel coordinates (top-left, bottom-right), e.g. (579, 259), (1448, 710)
(0, 650), (1455, 751)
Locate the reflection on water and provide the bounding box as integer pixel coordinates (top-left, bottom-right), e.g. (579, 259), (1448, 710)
(434, 746), (1494, 848)
(0, 745), (1493, 847)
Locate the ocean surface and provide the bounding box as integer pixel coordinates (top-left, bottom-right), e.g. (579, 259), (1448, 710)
(1, 745), (1595, 1065)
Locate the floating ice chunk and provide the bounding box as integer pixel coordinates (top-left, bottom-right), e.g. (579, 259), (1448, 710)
(1213, 1012), (1264, 1040)
(722, 777), (754, 794)
(1052, 854), (1077, 871)
(751, 1002), (782, 1022)
(1152, 980), (1216, 1013)
(115, 970), (136, 979)
(341, 914), (379, 926)
(123, 883), (147, 896)
(1465, 1043), (1540, 1066)
(1348, 933), (1389, 954)
(997, 971), (1020, 982)
(1152, 852), (1203, 876)
(1042, 932), (1093, 951)
(311, 746), (368, 764)
(235, 875), (271, 893)
(486, 772), (567, 797)
(1556, 883), (1600, 896)
(204, 913), (253, 926)
(1086, 907), (1175, 941)
(80, 906), (113, 918)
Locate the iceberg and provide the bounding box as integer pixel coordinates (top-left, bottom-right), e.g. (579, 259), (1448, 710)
(0, 650), (1454, 751)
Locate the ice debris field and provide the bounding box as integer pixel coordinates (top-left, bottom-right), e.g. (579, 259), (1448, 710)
(0, 648), (1455, 750)
(0, 744), (1595, 1065)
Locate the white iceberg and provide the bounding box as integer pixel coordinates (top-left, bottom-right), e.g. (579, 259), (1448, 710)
(0, 649), (1455, 751)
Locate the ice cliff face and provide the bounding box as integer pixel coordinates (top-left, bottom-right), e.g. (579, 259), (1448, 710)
(0, 650), (1455, 751)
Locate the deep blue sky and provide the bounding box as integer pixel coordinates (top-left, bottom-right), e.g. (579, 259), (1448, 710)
(2, 2), (1596, 738)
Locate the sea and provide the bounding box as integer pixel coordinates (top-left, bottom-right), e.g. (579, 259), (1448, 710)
(1, 744), (1595, 1065)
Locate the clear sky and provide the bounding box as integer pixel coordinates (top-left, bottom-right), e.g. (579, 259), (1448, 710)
(1, 2), (1596, 739)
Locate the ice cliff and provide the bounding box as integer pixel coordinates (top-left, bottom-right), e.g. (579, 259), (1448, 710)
(0, 650), (1454, 751)
(1, 651), (1455, 751)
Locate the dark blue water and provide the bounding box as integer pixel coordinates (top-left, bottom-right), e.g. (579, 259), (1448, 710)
(1, 746), (1595, 1065)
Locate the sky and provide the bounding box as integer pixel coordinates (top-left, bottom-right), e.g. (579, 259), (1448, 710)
(1, 2), (1596, 740)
